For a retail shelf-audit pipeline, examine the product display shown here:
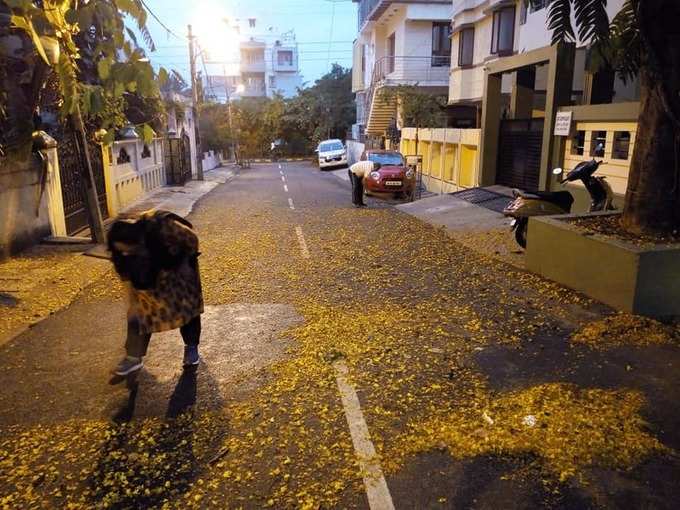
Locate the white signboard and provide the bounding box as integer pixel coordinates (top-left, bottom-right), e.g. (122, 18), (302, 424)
(554, 111), (573, 136)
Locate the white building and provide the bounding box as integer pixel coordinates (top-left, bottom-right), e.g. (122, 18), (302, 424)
(448, 0), (638, 124)
(446, 0), (641, 200)
(203, 29), (303, 102)
(351, 0), (453, 141)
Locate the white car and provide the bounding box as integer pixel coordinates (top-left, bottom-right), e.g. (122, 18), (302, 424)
(316, 139), (348, 169)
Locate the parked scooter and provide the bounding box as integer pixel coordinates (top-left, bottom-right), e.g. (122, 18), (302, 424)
(503, 156), (614, 248)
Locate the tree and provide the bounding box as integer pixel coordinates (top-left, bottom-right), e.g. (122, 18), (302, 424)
(538, 0), (680, 234)
(283, 64), (355, 148)
(382, 84), (448, 129)
(3, 0), (163, 242)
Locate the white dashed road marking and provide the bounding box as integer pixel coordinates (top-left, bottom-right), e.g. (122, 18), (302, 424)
(284, 184), (289, 192)
(334, 360), (395, 510)
(278, 164), (282, 169)
(294, 226), (310, 259)
(288, 198), (295, 210)
(281, 175), (286, 182)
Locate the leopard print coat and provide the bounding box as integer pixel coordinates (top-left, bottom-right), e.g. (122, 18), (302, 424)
(125, 211), (204, 335)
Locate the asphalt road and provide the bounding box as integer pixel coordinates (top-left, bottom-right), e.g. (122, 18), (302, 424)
(1, 162), (679, 509)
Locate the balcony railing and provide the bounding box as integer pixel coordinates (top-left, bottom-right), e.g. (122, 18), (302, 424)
(363, 55), (451, 127)
(371, 55), (451, 85)
(357, 0), (383, 30)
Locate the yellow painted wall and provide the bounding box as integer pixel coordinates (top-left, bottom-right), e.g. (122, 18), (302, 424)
(419, 141), (430, 175)
(399, 128), (481, 190)
(563, 121), (637, 197)
(430, 143), (442, 179)
(443, 144), (456, 182)
(459, 145), (477, 187)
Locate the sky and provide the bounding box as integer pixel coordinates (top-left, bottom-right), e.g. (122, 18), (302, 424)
(140, 0), (357, 87)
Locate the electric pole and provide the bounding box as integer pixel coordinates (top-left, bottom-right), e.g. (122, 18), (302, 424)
(223, 65), (238, 164)
(188, 24), (204, 180)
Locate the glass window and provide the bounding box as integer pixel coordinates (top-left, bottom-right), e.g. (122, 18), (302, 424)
(520, 2), (528, 25)
(590, 130), (607, 157)
(319, 141), (344, 152)
(277, 50), (293, 66)
(571, 130), (585, 156)
(612, 131), (631, 160)
(491, 7), (516, 56)
(432, 22), (452, 67)
(458, 27), (475, 67)
(367, 152), (405, 166)
(531, 0), (551, 12)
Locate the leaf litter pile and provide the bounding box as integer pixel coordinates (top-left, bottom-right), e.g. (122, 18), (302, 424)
(571, 312), (677, 350)
(1, 183), (677, 508)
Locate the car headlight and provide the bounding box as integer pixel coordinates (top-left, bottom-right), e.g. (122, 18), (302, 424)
(405, 168), (414, 179)
(369, 171), (380, 181)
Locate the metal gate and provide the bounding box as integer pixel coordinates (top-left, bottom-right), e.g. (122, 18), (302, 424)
(496, 118), (544, 191)
(164, 134), (192, 185)
(57, 129), (109, 235)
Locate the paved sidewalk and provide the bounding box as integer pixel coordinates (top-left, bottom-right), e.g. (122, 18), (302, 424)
(0, 166), (238, 346)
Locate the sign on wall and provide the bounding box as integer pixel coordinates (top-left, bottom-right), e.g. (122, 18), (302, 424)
(554, 111), (573, 136)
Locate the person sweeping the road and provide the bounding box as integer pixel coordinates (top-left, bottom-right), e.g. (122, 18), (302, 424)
(107, 210), (204, 377)
(348, 160), (379, 208)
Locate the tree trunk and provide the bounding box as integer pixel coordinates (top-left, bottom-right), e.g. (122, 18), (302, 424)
(621, 0), (680, 234)
(621, 68), (680, 233)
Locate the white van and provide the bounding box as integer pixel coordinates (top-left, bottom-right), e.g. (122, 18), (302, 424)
(316, 139), (347, 169)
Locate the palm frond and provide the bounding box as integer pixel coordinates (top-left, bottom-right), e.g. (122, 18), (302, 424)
(608, 0), (640, 83)
(574, 0), (610, 44)
(547, 0), (576, 44)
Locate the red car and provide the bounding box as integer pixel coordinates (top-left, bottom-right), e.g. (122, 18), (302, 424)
(360, 149), (415, 198)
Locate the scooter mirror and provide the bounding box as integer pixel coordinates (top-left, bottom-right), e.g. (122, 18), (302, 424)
(552, 167), (563, 176)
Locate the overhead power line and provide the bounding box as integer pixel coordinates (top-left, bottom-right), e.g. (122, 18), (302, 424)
(139, 0), (185, 41)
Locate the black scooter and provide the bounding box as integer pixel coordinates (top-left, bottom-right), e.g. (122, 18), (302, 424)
(503, 157), (614, 248)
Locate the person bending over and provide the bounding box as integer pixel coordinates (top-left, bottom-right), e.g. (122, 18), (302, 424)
(107, 210), (204, 377)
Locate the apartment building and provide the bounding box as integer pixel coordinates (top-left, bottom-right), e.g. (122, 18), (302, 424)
(446, 0), (639, 201)
(351, 0), (453, 142)
(204, 30), (303, 102)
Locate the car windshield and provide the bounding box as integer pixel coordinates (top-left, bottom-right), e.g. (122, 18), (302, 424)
(368, 152), (404, 166)
(319, 142), (343, 152)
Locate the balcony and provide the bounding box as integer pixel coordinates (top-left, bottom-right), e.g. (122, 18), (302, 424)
(372, 55), (451, 87)
(355, 0), (451, 31)
(240, 59), (266, 74)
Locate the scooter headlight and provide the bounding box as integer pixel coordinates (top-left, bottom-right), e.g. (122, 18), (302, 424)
(370, 171), (380, 181)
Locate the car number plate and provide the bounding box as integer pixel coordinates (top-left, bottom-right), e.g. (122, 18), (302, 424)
(385, 180), (402, 186)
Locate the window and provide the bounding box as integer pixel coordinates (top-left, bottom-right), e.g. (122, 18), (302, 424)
(432, 22), (452, 67)
(590, 131), (607, 157)
(269, 75), (276, 88)
(491, 6), (516, 56)
(612, 131), (631, 160)
(458, 27), (474, 67)
(277, 50), (293, 66)
(571, 130), (585, 156)
(520, 1), (528, 25)
(387, 32), (396, 74)
(532, 0), (551, 11)
(319, 141), (343, 152)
